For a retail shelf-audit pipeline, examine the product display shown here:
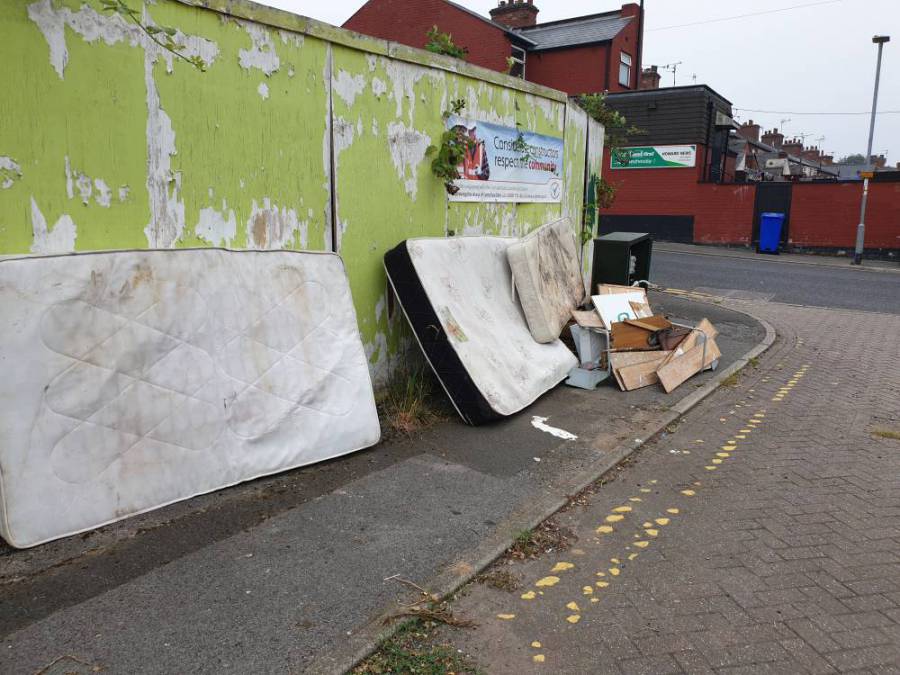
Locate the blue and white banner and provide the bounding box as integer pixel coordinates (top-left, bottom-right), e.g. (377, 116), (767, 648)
(446, 116), (565, 203)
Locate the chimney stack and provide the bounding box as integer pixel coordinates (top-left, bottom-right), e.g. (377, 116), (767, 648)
(490, 0), (539, 28)
(781, 137), (804, 157)
(762, 128), (784, 149)
(639, 65), (661, 90)
(738, 119), (761, 143)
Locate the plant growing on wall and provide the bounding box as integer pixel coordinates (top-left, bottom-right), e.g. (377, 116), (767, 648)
(426, 99), (475, 195)
(424, 26), (468, 60)
(576, 93), (643, 244)
(100, 0), (207, 70)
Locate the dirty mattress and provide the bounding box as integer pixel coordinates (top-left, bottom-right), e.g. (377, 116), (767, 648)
(0, 249), (380, 547)
(506, 218), (585, 343)
(384, 237), (577, 425)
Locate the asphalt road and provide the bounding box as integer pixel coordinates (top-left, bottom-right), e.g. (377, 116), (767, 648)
(652, 250), (900, 315)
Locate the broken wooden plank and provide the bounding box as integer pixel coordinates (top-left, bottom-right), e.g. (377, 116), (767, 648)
(657, 335), (722, 394)
(610, 315), (671, 351)
(657, 318), (718, 369)
(623, 317), (671, 332)
(629, 299), (653, 318)
(596, 283), (647, 298)
(610, 350), (672, 370)
(571, 309), (605, 329)
(618, 355), (670, 391)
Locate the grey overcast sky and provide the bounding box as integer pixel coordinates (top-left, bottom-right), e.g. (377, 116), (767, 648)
(259, 0), (898, 162)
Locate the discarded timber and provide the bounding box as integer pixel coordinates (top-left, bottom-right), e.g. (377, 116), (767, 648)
(657, 335), (722, 393)
(610, 315), (671, 351)
(610, 351), (673, 391)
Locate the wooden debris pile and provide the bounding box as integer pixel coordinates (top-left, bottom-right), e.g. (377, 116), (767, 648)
(571, 284), (721, 393)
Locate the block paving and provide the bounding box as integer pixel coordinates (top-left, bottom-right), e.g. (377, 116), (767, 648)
(439, 299), (900, 674)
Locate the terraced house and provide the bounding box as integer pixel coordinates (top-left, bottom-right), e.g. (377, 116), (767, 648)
(344, 0), (645, 94)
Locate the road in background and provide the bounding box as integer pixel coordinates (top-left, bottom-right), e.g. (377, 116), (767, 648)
(652, 250), (900, 315)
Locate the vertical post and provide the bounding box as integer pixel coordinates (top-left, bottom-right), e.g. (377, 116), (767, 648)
(854, 36), (889, 265)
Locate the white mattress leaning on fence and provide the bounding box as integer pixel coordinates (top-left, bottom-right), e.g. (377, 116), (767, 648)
(506, 218), (586, 343)
(397, 237), (577, 422)
(0, 249), (381, 548)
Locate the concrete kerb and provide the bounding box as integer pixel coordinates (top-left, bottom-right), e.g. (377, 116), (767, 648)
(304, 295), (777, 675)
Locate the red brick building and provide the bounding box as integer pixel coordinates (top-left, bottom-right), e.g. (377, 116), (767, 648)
(343, 0), (644, 94)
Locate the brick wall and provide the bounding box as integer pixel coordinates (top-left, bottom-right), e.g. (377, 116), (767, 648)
(603, 160), (899, 252)
(343, 0), (513, 72)
(603, 152), (756, 245)
(525, 44), (609, 94)
(790, 182), (900, 251)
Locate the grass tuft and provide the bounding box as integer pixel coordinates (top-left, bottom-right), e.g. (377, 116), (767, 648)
(505, 519), (574, 561)
(721, 372), (740, 387)
(873, 428), (900, 441)
(377, 362), (450, 437)
(353, 622), (482, 675)
(475, 568), (521, 592)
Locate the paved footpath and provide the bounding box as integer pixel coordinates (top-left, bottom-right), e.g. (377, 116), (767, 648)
(437, 298), (900, 674)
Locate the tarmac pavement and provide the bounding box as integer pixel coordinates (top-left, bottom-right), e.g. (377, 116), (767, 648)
(0, 294), (763, 674)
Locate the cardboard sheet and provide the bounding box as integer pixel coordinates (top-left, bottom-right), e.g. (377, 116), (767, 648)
(592, 292), (647, 329)
(0, 250), (380, 547)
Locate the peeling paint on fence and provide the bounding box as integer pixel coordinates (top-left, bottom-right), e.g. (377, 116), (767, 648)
(1, 0), (597, 386)
(1, 157), (23, 190)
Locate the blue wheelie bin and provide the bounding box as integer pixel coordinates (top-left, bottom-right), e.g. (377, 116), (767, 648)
(758, 212), (785, 254)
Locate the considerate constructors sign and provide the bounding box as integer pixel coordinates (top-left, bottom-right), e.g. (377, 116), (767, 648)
(446, 115), (565, 203)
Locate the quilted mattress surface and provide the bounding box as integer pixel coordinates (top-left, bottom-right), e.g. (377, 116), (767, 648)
(506, 219), (586, 343)
(0, 249), (380, 547)
(384, 237), (577, 425)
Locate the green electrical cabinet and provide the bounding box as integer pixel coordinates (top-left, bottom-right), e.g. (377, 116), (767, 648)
(590, 232), (653, 293)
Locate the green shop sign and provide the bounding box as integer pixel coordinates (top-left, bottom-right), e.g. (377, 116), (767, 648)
(611, 145), (697, 169)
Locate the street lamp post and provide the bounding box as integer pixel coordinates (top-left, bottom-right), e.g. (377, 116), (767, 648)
(853, 35), (890, 265)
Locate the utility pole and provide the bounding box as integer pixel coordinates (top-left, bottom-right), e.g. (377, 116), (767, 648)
(854, 35), (890, 265)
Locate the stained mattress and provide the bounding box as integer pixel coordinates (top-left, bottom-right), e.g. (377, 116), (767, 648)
(0, 249), (380, 548)
(506, 218), (586, 343)
(384, 237), (577, 425)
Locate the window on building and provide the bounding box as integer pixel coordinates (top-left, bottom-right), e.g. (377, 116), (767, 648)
(509, 45), (526, 79)
(619, 51), (632, 87)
